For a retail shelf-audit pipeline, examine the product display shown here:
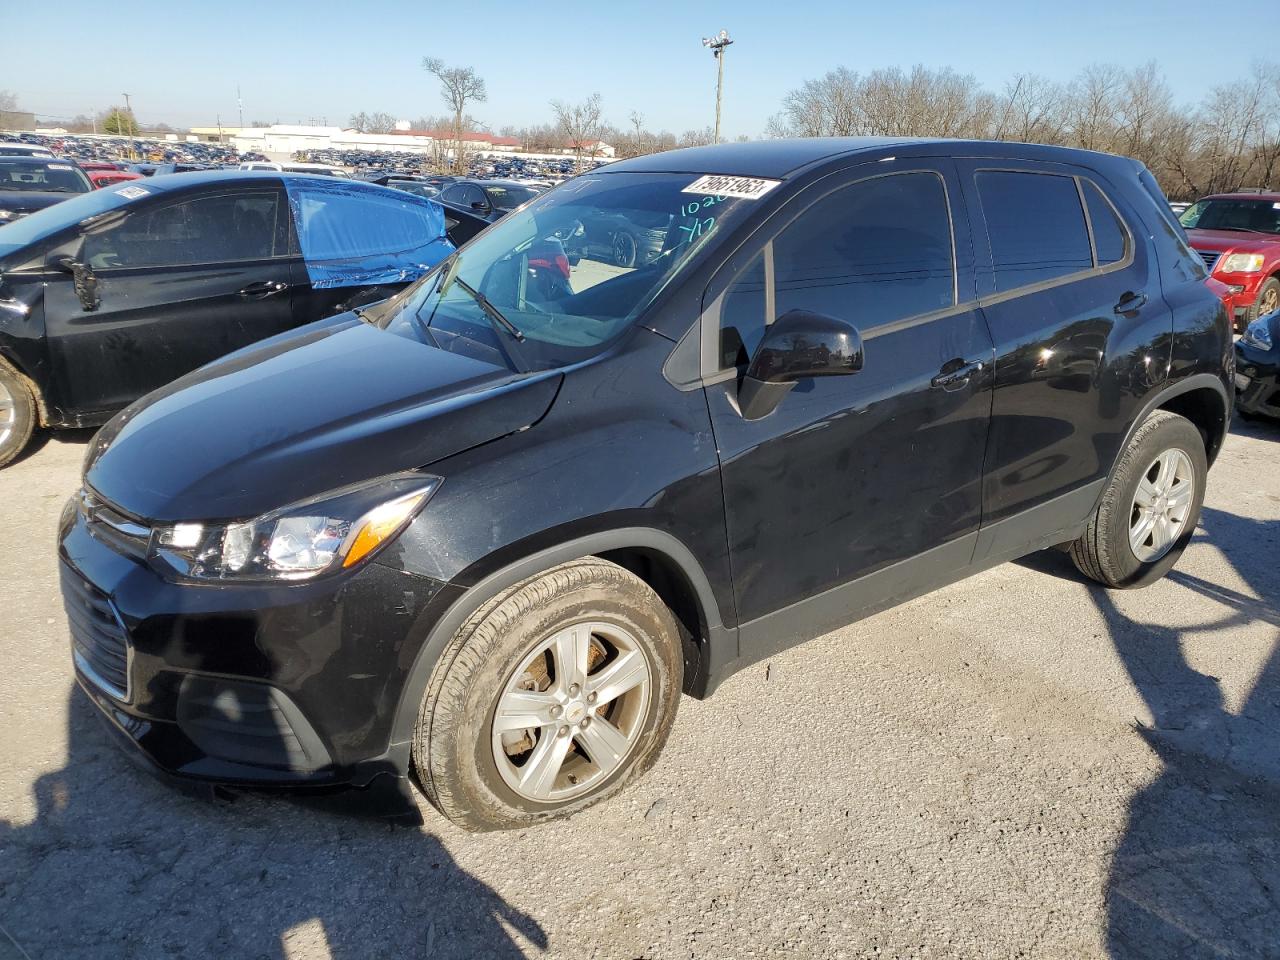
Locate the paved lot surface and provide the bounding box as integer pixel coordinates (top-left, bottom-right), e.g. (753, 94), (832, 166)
(1, 421), (1278, 960)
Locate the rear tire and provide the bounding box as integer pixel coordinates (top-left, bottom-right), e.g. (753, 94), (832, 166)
(0, 361), (36, 469)
(414, 558), (682, 831)
(1069, 411), (1207, 588)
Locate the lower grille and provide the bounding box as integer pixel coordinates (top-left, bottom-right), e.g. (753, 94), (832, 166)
(61, 565), (131, 701)
(1198, 250), (1221, 272)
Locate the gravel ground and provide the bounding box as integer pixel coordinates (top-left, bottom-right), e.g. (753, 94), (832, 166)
(1, 420), (1278, 960)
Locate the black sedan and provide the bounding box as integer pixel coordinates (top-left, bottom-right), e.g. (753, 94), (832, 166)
(0, 171), (486, 466)
(0, 156), (92, 225)
(436, 178), (542, 222)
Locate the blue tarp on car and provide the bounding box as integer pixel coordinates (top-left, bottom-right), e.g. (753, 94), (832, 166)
(283, 176), (453, 289)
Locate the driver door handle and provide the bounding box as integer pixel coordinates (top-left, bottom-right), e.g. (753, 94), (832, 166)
(931, 357), (985, 391)
(238, 280), (289, 299)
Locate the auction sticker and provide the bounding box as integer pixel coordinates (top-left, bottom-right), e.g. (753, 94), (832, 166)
(49, 164), (74, 171)
(682, 175), (781, 200)
(115, 186), (150, 199)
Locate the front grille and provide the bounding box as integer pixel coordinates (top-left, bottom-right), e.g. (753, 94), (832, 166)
(1198, 249), (1222, 272)
(61, 564), (131, 701)
(80, 488), (151, 560)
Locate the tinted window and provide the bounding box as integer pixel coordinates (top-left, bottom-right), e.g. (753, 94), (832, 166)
(976, 171), (1092, 293)
(719, 252), (767, 367)
(773, 172), (953, 321)
(1083, 181), (1128, 264)
(291, 186), (445, 260)
(83, 192), (282, 268)
(718, 172), (954, 369)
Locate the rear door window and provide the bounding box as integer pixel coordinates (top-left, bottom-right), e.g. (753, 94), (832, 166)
(975, 171), (1093, 293)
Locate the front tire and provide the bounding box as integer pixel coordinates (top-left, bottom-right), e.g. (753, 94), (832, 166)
(0, 361), (36, 469)
(1069, 411), (1207, 588)
(414, 558), (682, 831)
(1246, 277), (1279, 329)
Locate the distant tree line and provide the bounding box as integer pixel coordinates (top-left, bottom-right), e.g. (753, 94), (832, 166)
(765, 62), (1280, 200)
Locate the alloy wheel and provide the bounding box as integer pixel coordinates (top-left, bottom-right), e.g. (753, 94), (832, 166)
(1128, 448), (1195, 562)
(1260, 285), (1279, 316)
(0, 378), (15, 451)
(491, 620), (652, 803)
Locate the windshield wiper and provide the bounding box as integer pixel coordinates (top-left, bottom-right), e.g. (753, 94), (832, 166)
(452, 275), (525, 342)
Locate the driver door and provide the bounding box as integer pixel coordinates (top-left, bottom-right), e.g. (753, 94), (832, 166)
(43, 186), (299, 419)
(701, 160), (995, 657)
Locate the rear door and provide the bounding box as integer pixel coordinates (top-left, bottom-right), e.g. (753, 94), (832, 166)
(954, 160), (1167, 551)
(702, 159), (994, 645)
(44, 185), (298, 417)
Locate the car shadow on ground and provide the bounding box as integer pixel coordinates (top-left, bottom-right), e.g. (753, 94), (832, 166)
(7, 427), (98, 468)
(1019, 506), (1280, 959)
(0, 687), (547, 960)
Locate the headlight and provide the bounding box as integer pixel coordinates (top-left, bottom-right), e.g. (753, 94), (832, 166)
(1220, 253), (1265, 273)
(150, 473), (441, 582)
(1241, 318), (1274, 351)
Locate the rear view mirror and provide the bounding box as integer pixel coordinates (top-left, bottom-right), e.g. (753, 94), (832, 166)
(54, 256), (101, 313)
(738, 309), (863, 420)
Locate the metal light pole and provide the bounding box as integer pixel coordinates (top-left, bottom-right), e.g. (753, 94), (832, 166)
(701, 30), (733, 144)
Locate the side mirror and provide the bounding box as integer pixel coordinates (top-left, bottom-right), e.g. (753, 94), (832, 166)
(738, 309), (863, 420)
(471, 200), (490, 212)
(54, 256), (101, 313)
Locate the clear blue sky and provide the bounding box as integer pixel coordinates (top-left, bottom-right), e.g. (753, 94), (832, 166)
(3, 0), (1226, 136)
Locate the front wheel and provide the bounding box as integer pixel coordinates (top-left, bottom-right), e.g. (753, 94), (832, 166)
(1069, 411), (1207, 588)
(0, 361), (36, 469)
(414, 559), (682, 831)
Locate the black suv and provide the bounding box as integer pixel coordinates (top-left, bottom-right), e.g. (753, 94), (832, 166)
(58, 139), (1231, 831)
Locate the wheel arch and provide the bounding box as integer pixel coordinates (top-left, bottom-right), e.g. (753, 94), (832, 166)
(0, 349), (48, 427)
(387, 527), (735, 762)
(1099, 373), (1230, 501)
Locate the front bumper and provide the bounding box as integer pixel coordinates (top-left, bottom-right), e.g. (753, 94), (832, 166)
(58, 502), (450, 791)
(1234, 341), (1280, 417)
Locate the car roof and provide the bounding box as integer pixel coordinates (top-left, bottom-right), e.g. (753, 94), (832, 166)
(602, 137), (1142, 180)
(1199, 192), (1280, 202)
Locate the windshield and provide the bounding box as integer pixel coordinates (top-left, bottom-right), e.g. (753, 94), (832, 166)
(0, 180), (150, 257)
(375, 172), (757, 371)
(485, 184), (539, 211)
(1180, 198), (1280, 235)
(0, 159), (91, 195)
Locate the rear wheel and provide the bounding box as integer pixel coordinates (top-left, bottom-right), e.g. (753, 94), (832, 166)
(0, 362), (36, 469)
(1069, 411), (1207, 588)
(414, 558), (682, 831)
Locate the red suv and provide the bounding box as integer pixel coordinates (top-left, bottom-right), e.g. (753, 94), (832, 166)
(1180, 192), (1280, 332)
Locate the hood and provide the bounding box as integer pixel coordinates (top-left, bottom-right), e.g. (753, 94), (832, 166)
(1186, 228), (1280, 253)
(87, 320), (562, 522)
(0, 191), (79, 215)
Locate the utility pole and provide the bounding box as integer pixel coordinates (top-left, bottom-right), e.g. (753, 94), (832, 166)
(237, 84), (244, 129)
(701, 30), (733, 144)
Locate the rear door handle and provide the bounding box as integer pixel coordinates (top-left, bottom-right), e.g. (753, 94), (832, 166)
(238, 280), (289, 299)
(1114, 291), (1147, 315)
(931, 357), (985, 391)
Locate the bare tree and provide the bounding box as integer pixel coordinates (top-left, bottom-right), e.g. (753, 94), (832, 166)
(423, 57), (488, 172)
(550, 94), (604, 172)
(0, 90), (18, 113)
(348, 111), (398, 134)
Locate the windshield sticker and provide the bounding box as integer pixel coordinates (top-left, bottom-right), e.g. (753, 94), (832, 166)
(48, 163), (74, 171)
(115, 185), (150, 200)
(1274, 202), (1280, 210)
(682, 175), (781, 200)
